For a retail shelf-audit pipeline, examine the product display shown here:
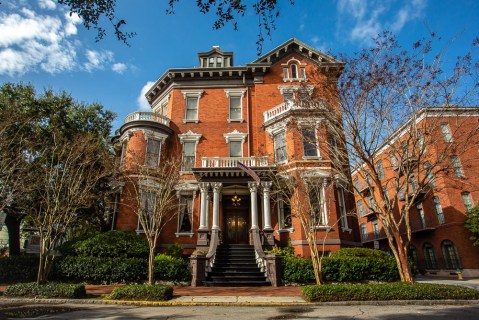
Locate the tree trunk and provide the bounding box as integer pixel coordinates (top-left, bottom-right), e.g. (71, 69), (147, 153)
(148, 246), (155, 285)
(4, 214), (22, 256)
(391, 231), (414, 283)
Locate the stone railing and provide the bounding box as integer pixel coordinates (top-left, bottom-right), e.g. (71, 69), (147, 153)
(124, 112), (170, 127)
(201, 156), (269, 168)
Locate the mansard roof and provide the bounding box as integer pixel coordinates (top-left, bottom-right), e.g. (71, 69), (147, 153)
(252, 38), (343, 67)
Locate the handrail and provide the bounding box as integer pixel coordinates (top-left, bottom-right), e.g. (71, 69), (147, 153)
(201, 156), (269, 168)
(124, 112), (171, 127)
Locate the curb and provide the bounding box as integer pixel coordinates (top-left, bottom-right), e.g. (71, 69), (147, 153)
(2, 297), (479, 307)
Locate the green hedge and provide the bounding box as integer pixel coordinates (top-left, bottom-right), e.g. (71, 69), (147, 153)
(279, 248), (400, 284)
(323, 256), (399, 282)
(0, 256), (39, 283)
(302, 283), (479, 302)
(154, 254), (191, 282)
(105, 284), (173, 301)
(63, 231), (149, 259)
(55, 256), (147, 283)
(4, 282), (86, 299)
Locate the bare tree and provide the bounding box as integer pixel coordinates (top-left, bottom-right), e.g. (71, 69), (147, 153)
(23, 133), (113, 283)
(270, 167), (347, 285)
(320, 32), (479, 283)
(121, 157), (181, 285)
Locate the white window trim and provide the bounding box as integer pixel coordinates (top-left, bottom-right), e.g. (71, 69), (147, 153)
(178, 131), (202, 174)
(175, 190), (196, 237)
(277, 195), (294, 233)
(182, 90), (204, 123)
(145, 134), (166, 167)
(338, 188), (351, 233)
(152, 94), (170, 115)
(223, 129), (247, 157)
(224, 89), (246, 123)
(441, 123), (453, 142)
(281, 58), (308, 82)
(298, 121), (321, 160)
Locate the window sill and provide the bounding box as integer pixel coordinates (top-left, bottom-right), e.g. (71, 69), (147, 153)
(302, 156), (322, 160)
(283, 78), (308, 82)
(311, 225), (331, 231)
(175, 232), (194, 238)
(227, 118), (244, 123)
(183, 119), (199, 124)
(276, 228), (294, 234)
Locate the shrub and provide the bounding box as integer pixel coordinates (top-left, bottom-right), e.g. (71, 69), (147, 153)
(154, 254), (191, 282)
(165, 243), (184, 259)
(4, 282), (86, 299)
(330, 248), (388, 259)
(282, 255), (316, 284)
(302, 283), (479, 302)
(0, 256), (39, 283)
(55, 256), (147, 283)
(64, 231), (149, 259)
(105, 284), (173, 301)
(322, 256), (399, 282)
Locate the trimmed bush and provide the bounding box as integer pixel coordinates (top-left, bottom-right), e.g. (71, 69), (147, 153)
(322, 256), (399, 282)
(55, 256), (147, 283)
(65, 231), (149, 259)
(330, 248), (389, 259)
(282, 255), (316, 284)
(165, 243), (184, 259)
(105, 284), (173, 301)
(154, 254), (191, 282)
(302, 282), (479, 302)
(0, 256), (39, 283)
(4, 282), (86, 299)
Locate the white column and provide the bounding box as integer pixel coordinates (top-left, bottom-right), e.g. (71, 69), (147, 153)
(249, 182), (259, 230)
(205, 192), (211, 230)
(198, 183), (209, 230)
(211, 182), (222, 230)
(261, 181), (273, 230)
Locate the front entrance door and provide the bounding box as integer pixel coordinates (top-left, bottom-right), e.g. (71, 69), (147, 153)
(223, 195), (250, 244)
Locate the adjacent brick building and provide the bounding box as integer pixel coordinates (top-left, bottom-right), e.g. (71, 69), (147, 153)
(112, 38), (360, 266)
(353, 107), (479, 277)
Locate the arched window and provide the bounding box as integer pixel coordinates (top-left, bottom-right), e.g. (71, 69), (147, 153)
(423, 243), (438, 269)
(442, 240), (461, 270)
(409, 246), (419, 269)
(291, 64), (298, 78)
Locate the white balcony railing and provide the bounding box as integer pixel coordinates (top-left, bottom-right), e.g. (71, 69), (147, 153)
(201, 156), (269, 168)
(263, 102), (294, 123)
(124, 112), (170, 127)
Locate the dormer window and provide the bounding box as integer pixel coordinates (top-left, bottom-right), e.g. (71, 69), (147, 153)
(209, 57), (214, 67)
(216, 57), (222, 67)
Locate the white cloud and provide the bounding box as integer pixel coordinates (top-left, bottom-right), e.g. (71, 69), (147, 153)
(137, 81), (155, 111)
(0, 2), (127, 76)
(38, 0), (56, 10)
(336, 0), (427, 44)
(112, 63), (127, 74)
(84, 50), (114, 72)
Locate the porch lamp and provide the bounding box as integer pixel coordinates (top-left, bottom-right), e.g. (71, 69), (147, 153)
(232, 192), (241, 206)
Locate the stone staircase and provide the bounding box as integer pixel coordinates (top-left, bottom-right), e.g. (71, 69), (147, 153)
(204, 244), (271, 287)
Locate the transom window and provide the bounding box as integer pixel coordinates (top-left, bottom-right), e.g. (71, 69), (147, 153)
(145, 138), (161, 167)
(273, 131), (287, 163)
(177, 195), (193, 233)
(302, 127), (319, 158)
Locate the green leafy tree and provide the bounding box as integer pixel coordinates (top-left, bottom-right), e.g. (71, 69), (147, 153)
(465, 206), (479, 246)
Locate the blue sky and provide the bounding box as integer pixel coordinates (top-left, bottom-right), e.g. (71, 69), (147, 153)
(1, 0), (478, 131)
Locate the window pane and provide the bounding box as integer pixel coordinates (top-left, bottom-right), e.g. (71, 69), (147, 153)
(424, 162), (435, 186)
(178, 196), (193, 233)
(283, 68), (289, 79)
(216, 57), (222, 67)
(146, 139), (161, 166)
(462, 192), (473, 211)
(291, 64), (298, 78)
(186, 97), (198, 120)
(451, 156), (464, 177)
(361, 223), (367, 241)
(229, 141), (242, 157)
(309, 187), (323, 226)
(433, 197), (445, 224)
(208, 57), (214, 67)
(279, 199), (292, 229)
(274, 132), (287, 162)
(229, 96), (241, 119)
(301, 68), (306, 79)
(302, 127), (318, 157)
(182, 142), (196, 171)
